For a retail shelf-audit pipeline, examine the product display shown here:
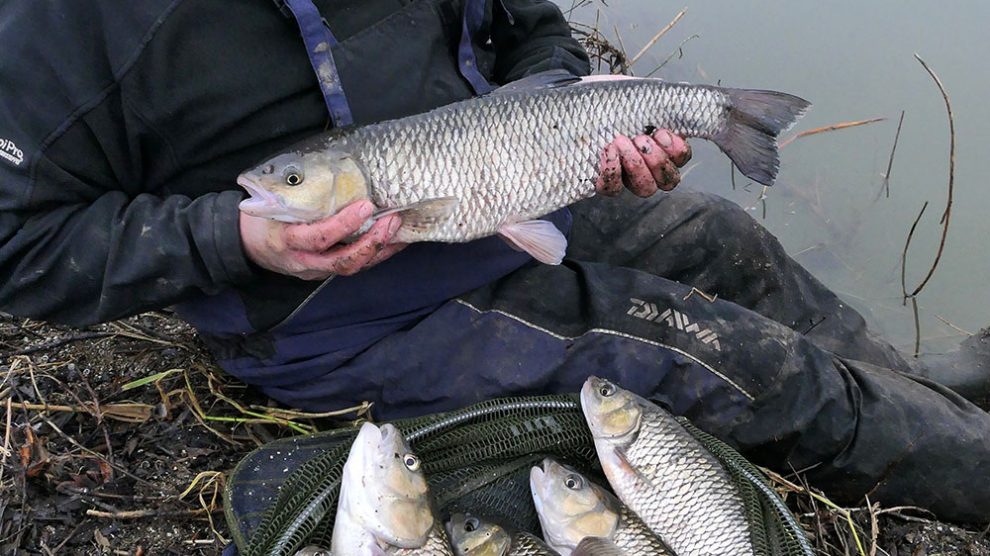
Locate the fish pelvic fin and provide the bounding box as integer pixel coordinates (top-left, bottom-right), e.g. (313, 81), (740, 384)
(498, 219), (567, 265)
(715, 89), (811, 186)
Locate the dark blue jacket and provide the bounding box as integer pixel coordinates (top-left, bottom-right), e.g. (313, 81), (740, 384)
(0, 0), (589, 384)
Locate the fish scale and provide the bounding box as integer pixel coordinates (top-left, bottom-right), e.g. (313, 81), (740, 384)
(336, 80), (733, 243)
(505, 533), (557, 556)
(612, 503), (674, 554)
(618, 411), (753, 555)
(389, 527), (454, 556)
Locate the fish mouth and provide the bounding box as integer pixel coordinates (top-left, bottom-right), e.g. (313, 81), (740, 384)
(529, 465), (548, 511)
(237, 174), (283, 215)
(237, 174), (320, 224)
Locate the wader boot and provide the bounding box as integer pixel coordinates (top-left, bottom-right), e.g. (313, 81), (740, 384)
(915, 328), (990, 408)
(231, 189), (990, 523)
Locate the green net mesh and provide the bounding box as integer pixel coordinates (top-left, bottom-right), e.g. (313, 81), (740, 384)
(225, 395), (812, 556)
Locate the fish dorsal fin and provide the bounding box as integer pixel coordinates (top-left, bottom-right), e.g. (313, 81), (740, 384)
(498, 220), (567, 265)
(375, 197), (459, 232)
(490, 69), (581, 95)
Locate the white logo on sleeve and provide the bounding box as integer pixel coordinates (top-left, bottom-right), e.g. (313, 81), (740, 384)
(0, 138), (24, 167)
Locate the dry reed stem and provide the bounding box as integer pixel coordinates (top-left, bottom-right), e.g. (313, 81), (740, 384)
(13, 401), (154, 423)
(628, 7), (687, 68)
(779, 117), (886, 148)
(85, 508), (218, 520)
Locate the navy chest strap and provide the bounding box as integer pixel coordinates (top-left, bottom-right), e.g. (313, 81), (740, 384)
(274, 0), (493, 124)
(279, 0), (354, 127)
(458, 0), (495, 95)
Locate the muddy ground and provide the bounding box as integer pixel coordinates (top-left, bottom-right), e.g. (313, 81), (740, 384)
(0, 312), (986, 555)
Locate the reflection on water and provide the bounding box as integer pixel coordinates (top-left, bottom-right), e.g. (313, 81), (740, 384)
(557, 0), (990, 352)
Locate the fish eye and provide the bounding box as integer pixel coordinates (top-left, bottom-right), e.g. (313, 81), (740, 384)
(564, 474), (583, 490)
(464, 517), (479, 532)
(599, 381), (616, 397)
(261, 164), (275, 175)
(283, 166), (304, 186)
(402, 453), (420, 471)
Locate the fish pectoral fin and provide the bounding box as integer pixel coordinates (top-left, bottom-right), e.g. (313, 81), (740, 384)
(498, 220), (567, 265)
(612, 445), (655, 488)
(368, 543), (391, 556)
(572, 537), (626, 556)
(375, 197), (459, 232)
(490, 69), (582, 95)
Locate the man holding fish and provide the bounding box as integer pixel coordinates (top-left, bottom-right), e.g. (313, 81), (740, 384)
(0, 0), (988, 525)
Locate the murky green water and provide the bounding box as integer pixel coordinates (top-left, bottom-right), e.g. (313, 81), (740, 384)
(558, 0), (990, 352)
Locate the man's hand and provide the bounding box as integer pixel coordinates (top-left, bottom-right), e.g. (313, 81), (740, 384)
(239, 200), (405, 280)
(596, 129), (691, 197)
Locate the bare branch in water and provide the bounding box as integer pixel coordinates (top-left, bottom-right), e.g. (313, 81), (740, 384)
(911, 297), (922, 358)
(883, 111), (906, 198)
(901, 201), (929, 303)
(899, 54), (956, 355)
(645, 34), (701, 78)
(779, 117), (886, 148)
(904, 53), (956, 298)
(628, 8), (688, 68)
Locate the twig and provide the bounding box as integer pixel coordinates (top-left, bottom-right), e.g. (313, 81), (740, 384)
(903, 53), (955, 298)
(730, 163), (737, 190)
(85, 508), (220, 520)
(0, 397), (11, 486)
(764, 469), (869, 556)
(248, 402), (373, 421)
(682, 287), (717, 303)
(50, 520), (89, 553)
(900, 202), (929, 302)
(628, 7), (687, 68)
(866, 496), (879, 556)
(910, 297), (922, 358)
(780, 117), (886, 148)
(873, 505), (936, 519)
(803, 316), (828, 335)
(935, 314), (974, 336)
(882, 111), (906, 198)
(644, 34), (700, 78)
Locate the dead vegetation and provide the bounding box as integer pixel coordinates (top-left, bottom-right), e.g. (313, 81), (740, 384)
(1, 312), (988, 555)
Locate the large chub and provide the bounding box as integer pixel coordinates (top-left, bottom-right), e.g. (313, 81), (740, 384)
(715, 89), (811, 185)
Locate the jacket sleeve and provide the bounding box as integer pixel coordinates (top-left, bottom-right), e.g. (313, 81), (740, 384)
(0, 152), (255, 327)
(491, 0), (592, 82)
(0, 79), (255, 327)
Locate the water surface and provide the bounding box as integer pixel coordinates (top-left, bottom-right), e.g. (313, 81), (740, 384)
(558, 0), (990, 352)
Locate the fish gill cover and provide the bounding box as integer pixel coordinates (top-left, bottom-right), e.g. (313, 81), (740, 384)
(224, 394), (811, 556)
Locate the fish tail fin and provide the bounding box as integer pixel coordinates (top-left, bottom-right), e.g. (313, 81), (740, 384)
(714, 89), (811, 185)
